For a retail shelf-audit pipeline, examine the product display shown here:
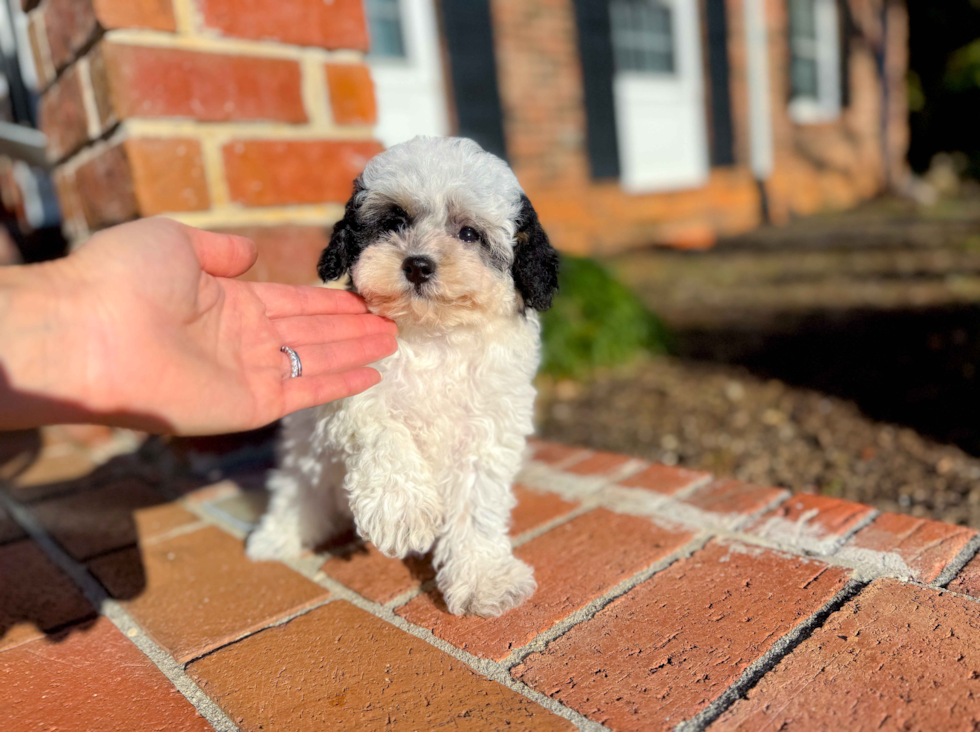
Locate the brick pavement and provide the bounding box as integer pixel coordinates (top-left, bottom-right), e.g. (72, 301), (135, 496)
(3, 428), (980, 731)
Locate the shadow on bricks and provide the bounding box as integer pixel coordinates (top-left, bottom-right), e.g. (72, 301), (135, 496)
(0, 425), (279, 652)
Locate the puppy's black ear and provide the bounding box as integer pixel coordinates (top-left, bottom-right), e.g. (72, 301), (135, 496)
(318, 178), (365, 282)
(513, 194), (559, 311)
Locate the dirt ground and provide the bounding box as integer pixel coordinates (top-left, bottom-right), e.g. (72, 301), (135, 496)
(536, 196), (980, 527)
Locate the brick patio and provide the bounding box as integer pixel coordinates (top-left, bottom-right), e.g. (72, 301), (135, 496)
(3, 429), (980, 731)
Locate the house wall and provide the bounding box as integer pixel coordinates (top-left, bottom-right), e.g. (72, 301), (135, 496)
(489, 0), (909, 255)
(26, 0), (380, 284)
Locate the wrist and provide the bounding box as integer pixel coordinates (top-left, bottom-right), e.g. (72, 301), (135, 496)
(0, 257), (102, 429)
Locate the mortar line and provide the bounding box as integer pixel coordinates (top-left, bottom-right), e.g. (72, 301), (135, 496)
(931, 531), (980, 588)
(510, 498), (600, 548)
(172, 501), (606, 731)
(502, 532), (713, 670)
(180, 595), (338, 666)
(0, 489), (238, 732)
(666, 472), (716, 500)
(828, 507), (881, 554)
(105, 28), (365, 63)
(76, 56), (102, 140)
(587, 477), (931, 583)
(674, 578), (868, 732)
(280, 560), (608, 731)
(30, 11), (56, 92)
(123, 117), (375, 141)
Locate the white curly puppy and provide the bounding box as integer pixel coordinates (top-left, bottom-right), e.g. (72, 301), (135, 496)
(247, 136), (559, 617)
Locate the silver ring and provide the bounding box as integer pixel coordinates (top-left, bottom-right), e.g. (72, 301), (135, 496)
(281, 345), (302, 378)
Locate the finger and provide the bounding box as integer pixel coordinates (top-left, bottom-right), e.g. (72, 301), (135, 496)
(182, 225), (258, 278)
(283, 334), (397, 379)
(249, 283), (370, 318)
(282, 367), (382, 415)
(274, 313), (397, 347)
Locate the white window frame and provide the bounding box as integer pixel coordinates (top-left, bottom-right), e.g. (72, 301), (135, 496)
(788, 0), (841, 124)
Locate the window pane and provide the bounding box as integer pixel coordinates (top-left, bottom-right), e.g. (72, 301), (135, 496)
(789, 0), (819, 98)
(367, 0), (407, 58)
(789, 0), (817, 40)
(791, 57), (819, 99)
(609, 0), (675, 74)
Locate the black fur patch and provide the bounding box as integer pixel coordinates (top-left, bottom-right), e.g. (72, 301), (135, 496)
(317, 177), (367, 282)
(512, 194), (559, 311)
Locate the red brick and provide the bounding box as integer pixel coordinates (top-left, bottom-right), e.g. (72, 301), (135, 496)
(227, 225), (330, 285)
(397, 509), (695, 660)
(197, 0), (369, 51)
(188, 601), (573, 731)
(564, 450), (632, 476)
(514, 540), (849, 730)
(125, 137), (210, 214)
(745, 493), (876, 551)
(223, 139), (382, 207)
(322, 544), (435, 605)
(93, 0), (177, 31)
(1, 618), (212, 731)
(32, 480), (193, 560)
(88, 525), (328, 662)
(0, 540), (95, 652)
(43, 0), (99, 71)
(528, 440), (589, 467)
(74, 137), (207, 228)
(841, 512), (975, 583)
(75, 142), (139, 228)
(325, 63), (376, 125)
(946, 551), (980, 597)
(54, 167), (87, 237)
(39, 65), (88, 161)
(716, 579), (980, 731)
(683, 478), (788, 520)
(618, 463), (712, 496)
(510, 484), (579, 537)
(98, 42), (306, 123)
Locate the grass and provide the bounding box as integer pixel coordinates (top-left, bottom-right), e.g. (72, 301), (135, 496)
(540, 255), (670, 378)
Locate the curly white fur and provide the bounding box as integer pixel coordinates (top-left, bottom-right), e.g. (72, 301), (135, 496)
(248, 137), (551, 617)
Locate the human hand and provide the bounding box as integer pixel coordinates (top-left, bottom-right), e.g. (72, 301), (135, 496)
(0, 218), (397, 434)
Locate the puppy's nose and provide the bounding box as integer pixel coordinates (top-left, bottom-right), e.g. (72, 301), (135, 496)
(402, 255), (436, 286)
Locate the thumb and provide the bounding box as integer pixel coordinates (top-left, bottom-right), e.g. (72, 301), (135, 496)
(186, 227), (258, 278)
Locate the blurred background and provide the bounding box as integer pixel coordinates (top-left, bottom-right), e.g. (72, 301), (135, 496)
(2, 0), (980, 525)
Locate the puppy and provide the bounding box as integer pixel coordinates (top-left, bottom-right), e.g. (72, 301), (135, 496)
(247, 136), (559, 617)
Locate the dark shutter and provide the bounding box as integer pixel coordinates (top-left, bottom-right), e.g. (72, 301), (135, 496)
(440, 0), (508, 160)
(705, 0), (735, 167)
(573, 0), (620, 179)
(838, 0), (853, 109)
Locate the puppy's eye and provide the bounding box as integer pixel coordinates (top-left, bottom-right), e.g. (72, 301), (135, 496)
(380, 205), (409, 233)
(458, 226), (481, 243)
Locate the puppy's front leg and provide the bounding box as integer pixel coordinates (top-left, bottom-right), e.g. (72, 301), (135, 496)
(434, 470), (536, 617)
(343, 423), (443, 559)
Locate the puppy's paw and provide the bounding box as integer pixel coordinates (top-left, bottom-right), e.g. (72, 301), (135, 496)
(356, 499), (440, 559)
(246, 521), (304, 561)
(442, 556), (537, 618)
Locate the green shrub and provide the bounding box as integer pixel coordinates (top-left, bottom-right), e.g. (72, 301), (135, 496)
(540, 255), (670, 378)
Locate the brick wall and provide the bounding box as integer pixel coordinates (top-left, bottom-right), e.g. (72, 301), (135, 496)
(29, 0), (380, 284)
(490, 0), (909, 254)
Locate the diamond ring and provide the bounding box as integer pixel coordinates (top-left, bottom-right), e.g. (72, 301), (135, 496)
(280, 346), (302, 378)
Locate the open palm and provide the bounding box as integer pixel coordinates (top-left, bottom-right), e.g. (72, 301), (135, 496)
(62, 218), (396, 434)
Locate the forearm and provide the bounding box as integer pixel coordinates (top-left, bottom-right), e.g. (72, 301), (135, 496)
(0, 260), (103, 429)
